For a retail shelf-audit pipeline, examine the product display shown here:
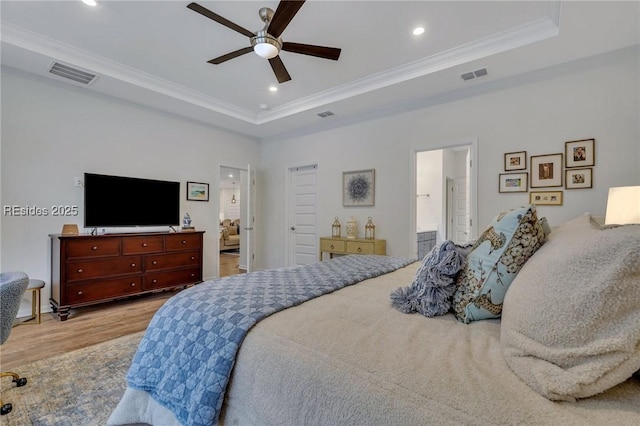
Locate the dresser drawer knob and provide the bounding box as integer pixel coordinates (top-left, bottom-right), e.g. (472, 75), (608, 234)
(77, 291), (83, 295)
(77, 268), (83, 273)
(152, 279), (157, 284)
(91, 246), (98, 251)
(190, 256), (195, 260)
(130, 282), (136, 287)
(152, 260), (158, 265)
(190, 273), (195, 277)
(181, 240), (187, 244)
(330, 244), (334, 250)
(142, 243), (148, 247)
(357, 247), (362, 253)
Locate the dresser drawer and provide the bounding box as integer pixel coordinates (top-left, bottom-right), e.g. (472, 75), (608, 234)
(144, 268), (201, 290)
(165, 234), (202, 251)
(122, 235), (164, 255)
(346, 241), (374, 254)
(320, 239), (345, 252)
(66, 257), (142, 282)
(65, 276), (142, 304)
(145, 251), (200, 271)
(66, 237), (120, 259)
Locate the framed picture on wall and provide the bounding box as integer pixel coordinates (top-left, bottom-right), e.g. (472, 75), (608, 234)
(565, 138), (595, 168)
(186, 181), (209, 201)
(343, 169), (375, 207)
(530, 153), (563, 188)
(504, 151), (527, 171)
(499, 173), (528, 193)
(565, 168), (593, 189)
(529, 190), (563, 206)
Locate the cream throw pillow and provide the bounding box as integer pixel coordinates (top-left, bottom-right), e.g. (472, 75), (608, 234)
(501, 214), (640, 401)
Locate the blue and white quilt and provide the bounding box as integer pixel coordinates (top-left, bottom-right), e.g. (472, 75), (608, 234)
(126, 254), (413, 426)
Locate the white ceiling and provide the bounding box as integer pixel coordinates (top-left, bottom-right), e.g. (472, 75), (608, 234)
(1, 1), (638, 140)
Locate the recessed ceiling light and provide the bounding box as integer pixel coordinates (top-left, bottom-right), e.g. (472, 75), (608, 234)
(269, 86), (278, 92)
(413, 27), (425, 36)
(82, 0), (98, 6)
(228, 174), (233, 178)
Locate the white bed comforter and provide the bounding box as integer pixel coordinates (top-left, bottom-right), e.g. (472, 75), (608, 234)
(112, 262), (640, 425)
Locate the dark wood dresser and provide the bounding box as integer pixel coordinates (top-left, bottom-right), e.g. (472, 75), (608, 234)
(49, 231), (204, 321)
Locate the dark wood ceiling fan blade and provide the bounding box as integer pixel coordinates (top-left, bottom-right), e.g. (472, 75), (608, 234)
(187, 2), (254, 38)
(268, 0), (306, 38)
(282, 42), (341, 60)
(268, 56), (292, 83)
(208, 47), (254, 64)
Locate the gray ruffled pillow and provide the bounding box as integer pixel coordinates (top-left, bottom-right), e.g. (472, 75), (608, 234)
(390, 241), (471, 317)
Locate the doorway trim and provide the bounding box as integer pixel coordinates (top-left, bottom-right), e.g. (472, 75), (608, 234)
(409, 137), (478, 257)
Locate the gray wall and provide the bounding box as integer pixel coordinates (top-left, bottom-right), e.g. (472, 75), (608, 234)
(1, 68), (261, 315)
(258, 47), (640, 269)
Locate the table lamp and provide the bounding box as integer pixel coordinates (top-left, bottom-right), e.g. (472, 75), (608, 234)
(604, 186), (640, 225)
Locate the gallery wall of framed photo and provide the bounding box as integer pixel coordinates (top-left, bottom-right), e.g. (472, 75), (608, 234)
(499, 139), (595, 206)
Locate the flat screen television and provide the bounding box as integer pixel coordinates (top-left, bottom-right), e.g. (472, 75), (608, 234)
(84, 173), (180, 228)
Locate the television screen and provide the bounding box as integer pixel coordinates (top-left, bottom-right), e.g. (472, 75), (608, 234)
(84, 173), (180, 228)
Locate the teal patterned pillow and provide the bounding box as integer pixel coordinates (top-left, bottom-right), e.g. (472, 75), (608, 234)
(452, 205), (545, 323)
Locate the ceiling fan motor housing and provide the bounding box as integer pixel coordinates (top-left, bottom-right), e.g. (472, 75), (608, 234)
(251, 30), (282, 58)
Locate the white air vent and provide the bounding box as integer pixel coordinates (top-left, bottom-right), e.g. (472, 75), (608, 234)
(461, 72), (475, 81)
(473, 68), (488, 78)
(317, 111), (334, 118)
(461, 68), (488, 81)
(48, 62), (98, 85)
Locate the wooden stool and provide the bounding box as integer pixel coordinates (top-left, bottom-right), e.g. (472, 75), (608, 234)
(17, 279), (45, 325)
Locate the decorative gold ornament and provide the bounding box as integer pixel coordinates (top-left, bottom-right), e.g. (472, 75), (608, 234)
(332, 217), (341, 238)
(365, 217), (375, 240)
(346, 216), (358, 239)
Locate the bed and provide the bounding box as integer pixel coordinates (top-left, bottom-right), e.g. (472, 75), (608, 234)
(109, 211), (640, 425)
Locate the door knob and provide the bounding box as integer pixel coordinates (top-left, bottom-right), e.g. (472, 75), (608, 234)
(290, 226), (295, 231)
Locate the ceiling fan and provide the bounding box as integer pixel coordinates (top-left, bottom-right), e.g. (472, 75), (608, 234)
(187, 1), (341, 84)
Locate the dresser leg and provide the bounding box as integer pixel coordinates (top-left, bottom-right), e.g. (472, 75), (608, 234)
(57, 306), (70, 321)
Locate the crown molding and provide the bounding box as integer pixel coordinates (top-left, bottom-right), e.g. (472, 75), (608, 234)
(258, 7), (560, 124)
(0, 1), (560, 127)
(0, 21), (257, 123)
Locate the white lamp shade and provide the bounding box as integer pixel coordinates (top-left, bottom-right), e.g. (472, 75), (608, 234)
(253, 43), (279, 59)
(604, 186), (640, 225)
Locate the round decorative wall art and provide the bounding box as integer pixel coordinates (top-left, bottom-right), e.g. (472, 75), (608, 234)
(343, 169), (375, 207)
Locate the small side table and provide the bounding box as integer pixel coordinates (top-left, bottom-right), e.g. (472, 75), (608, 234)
(17, 279), (45, 325)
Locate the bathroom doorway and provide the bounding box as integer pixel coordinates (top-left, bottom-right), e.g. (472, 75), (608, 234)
(412, 139), (477, 258)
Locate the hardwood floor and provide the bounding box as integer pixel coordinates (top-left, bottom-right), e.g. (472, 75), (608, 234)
(220, 252), (245, 277)
(0, 256), (245, 371)
(0, 290), (175, 371)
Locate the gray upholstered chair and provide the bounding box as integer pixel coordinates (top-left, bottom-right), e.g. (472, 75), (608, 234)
(0, 271), (29, 416)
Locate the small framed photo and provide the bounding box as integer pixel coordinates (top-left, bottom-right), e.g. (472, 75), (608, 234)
(530, 153), (563, 188)
(565, 168), (593, 189)
(504, 151), (527, 171)
(529, 190), (563, 206)
(186, 181), (209, 201)
(343, 169), (375, 207)
(499, 172), (528, 193)
(565, 138), (595, 168)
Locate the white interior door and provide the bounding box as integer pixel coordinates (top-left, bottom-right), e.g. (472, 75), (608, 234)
(241, 164), (256, 272)
(288, 165), (318, 266)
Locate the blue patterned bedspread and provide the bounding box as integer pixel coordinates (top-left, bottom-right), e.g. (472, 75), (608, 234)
(126, 254), (413, 426)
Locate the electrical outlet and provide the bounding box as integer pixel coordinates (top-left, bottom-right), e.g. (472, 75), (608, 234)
(74, 176), (83, 187)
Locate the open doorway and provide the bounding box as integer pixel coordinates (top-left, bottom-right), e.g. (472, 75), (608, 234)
(219, 166), (244, 277)
(412, 139), (477, 258)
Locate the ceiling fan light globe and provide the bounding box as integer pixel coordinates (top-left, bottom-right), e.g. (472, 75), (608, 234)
(254, 43), (279, 59)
